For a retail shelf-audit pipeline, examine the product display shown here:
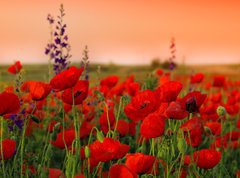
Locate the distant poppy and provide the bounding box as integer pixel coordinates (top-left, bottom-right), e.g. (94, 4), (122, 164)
(125, 153), (156, 175)
(126, 82), (140, 97)
(99, 109), (115, 134)
(8, 61), (22, 74)
(109, 164), (137, 178)
(190, 73), (204, 84)
(193, 149), (221, 169)
(100, 75), (119, 89)
(0, 139), (16, 160)
(48, 168), (65, 178)
(51, 129), (75, 149)
(204, 122), (222, 136)
(156, 69), (163, 76)
(115, 120), (129, 136)
(124, 90), (160, 122)
(0, 92), (20, 116)
(213, 76), (225, 87)
(156, 81), (183, 102)
(62, 80), (89, 105)
(140, 113), (165, 139)
(50, 66), (84, 91)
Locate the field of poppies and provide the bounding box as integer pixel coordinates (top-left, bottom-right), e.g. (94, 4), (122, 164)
(0, 4), (240, 178)
(0, 60), (239, 178)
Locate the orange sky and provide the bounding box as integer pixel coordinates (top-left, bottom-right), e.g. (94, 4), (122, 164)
(0, 0), (240, 65)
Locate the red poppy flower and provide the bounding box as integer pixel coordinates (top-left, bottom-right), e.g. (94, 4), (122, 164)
(156, 81), (183, 102)
(190, 73), (204, 84)
(165, 101), (188, 120)
(51, 129), (75, 149)
(213, 76), (225, 87)
(180, 91), (207, 113)
(100, 75), (119, 89)
(48, 168), (65, 178)
(8, 61), (22, 74)
(62, 80), (89, 105)
(28, 81), (52, 101)
(180, 117), (203, 147)
(89, 138), (129, 163)
(124, 90), (160, 122)
(156, 69), (163, 76)
(140, 113), (165, 139)
(50, 66), (84, 91)
(0, 92), (20, 116)
(204, 122), (222, 136)
(126, 82), (140, 97)
(0, 139), (16, 160)
(193, 149), (221, 169)
(125, 153), (156, 175)
(109, 164), (137, 178)
(99, 109), (115, 134)
(115, 120), (129, 136)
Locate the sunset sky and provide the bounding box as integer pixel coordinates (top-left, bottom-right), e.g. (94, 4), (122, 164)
(0, 0), (240, 65)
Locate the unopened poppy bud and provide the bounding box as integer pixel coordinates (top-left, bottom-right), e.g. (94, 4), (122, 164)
(84, 146), (90, 158)
(217, 106), (226, 117)
(177, 138), (187, 153)
(97, 131), (104, 143)
(53, 122), (61, 132)
(204, 126), (212, 135)
(177, 130), (184, 139)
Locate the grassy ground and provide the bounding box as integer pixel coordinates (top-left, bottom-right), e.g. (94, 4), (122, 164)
(0, 63), (239, 84)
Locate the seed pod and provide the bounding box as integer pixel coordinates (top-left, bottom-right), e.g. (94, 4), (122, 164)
(97, 131), (104, 143)
(177, 138), (187, 154)
(84, 146), (90, 158)
(217, 106), (226, 117)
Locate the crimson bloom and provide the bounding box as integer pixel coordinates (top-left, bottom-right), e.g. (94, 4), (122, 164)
(180, 91), (207, 113)
(213, 76), (225, 87)
(140, 113), (165, 139)
(193, 149), (221, 169)
(156, 81), (183, 102)
(50, 66), (84, 91)
(0, 139), (16, 160)
(165, 101), (188, 120)
(0, 92), (20, 116)
(51, 129), (75, 149)
(8, 61), (22, 74)
(124, 90), (160, 122)
(29, 81), (52, 101)
(190, 73), (204, 84)
(62, 80), (89, 105)
(89, 138), (129, 163)
(125, 153), (156, 175)
(109, 164), (137, 178)
(180, 117), (203, 147)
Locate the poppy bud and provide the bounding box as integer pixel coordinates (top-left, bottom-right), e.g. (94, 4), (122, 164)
(84, 146), (90, 158)
(204, 126), (212, 135)
(177, 138), (187, 153)
(217, 106), (226, 116)
(97, 131), (104, 143)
